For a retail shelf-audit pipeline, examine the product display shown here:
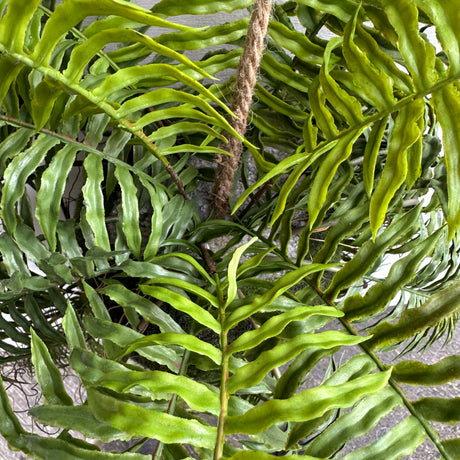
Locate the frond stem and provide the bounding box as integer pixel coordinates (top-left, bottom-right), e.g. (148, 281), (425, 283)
(0, 45), (187, 195)
(215, 277), (229, 460)
(233, 225), (452, 459)
(313, 285), (452, 460)
(0, 114), (163, 191)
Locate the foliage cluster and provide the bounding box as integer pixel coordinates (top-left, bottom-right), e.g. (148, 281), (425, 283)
(0, 0), (458, 459)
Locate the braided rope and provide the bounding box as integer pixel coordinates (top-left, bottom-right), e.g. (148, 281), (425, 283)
(212, 0), (273, 218)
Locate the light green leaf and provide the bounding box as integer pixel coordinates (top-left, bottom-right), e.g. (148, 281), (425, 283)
(83, 317), (181, 370)
(88, 388), (216, 449)
(151, 0), (252, 15)
(308, 128), (364, 226)
(33, 0), (196, 65)
(378, 0), (437, 91)
(343, 227), (443, 321)
(342, 416), (425, 460)
(343, 10), (395, 111)
(432, 84), (460, 239)
(363, 118), (387, 196)
(227, 453), (326, 460)
(96, 370), (220, 415)
(304, 388), (400, 457)
(320, 37), (363, 126)
(225, 371), (391, 434)
(225, 263), (336, 330)
(227, 331), (367, 394)
(325, 205), (422, 300)
(225, 237), (258, 307)
(140, 285), (220, 333)
(70, 348), (130, 386)
(370, 99), (425, 238)
(20, 434), (148, 460)
(0, 377), (26, 442)
(229, 306), (342, 354)
(0, 0), (41, 53)
(118, 332), (221, 365)
(142, 277), (218, 307)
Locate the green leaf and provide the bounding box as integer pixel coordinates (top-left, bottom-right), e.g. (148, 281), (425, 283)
(87, 388), (216, 449)
(325, 205), (422, 301)
(36, 145), (78, 251)
(70, 348), (130, 386)
(370, 99), (425, 238)
(392, 356), (460, 385)
(100, 283), (184, 334)
(225, 237), (258, 307)
(114, 164), (141, 259)
(152, 0), (252, 15)
(140, 285), (220, 333)
(343, 10), (395, 111)
(268, 21), (325, 67)
(29, 405), (129, 443)
(65, 28), (210, 84)
(341, 416), (425, 460)
(225, 263), (336, 330)
(225, 371), (391, 434)
(82, 153), (111, 251)
(227, 331), (367, 394)
(343, 227), (444, 321)
(319, 37), (363, 126)
(0, 377), (25, 443)
(363, 118), (387, 196)
(432, 84), (460, 239)
(417, 0), (460, 75)
(62, 302), (87, 351)
(228, 306), (342, 354)
(412, 397), (460, 424)
(30, 329), (73, 406)
(33, 0), (196, 65)
(304, 388), (400, 457)
(20, 434), (148, 460)
(96, 370), (220, 415)
(308, 128), (364, 226)
(83, 317), (181, 370)
(378, 0), (437, 91)
(118, 332), (221, 365)
(0, 0), (41, 53)
(142, 277), (218, 307)
(92, 63), (233, 116)
(367, 280), (460, 350)
(0, 135), (60, 234)
(139, 178), (163, 260)
(227, 453), (326, 460)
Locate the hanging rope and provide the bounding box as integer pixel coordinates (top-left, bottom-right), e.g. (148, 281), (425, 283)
(212, 0), (273, 219)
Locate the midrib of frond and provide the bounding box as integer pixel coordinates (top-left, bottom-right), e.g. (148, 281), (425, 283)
(240, 227), (453, 459)
(308, 281), (452, 460)
(0, 113), (163, 192)
(0, 44), (168, 160)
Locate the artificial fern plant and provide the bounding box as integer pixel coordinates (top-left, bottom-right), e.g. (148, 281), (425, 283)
(0, 0), (459, 459)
